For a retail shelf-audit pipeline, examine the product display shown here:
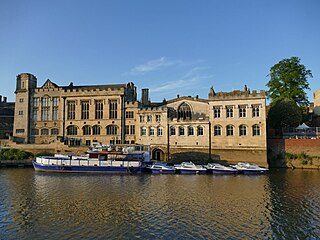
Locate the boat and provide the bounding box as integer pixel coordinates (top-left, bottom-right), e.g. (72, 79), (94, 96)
(204, 163), (238, 174)
(231, 162), (268, 174)
(147, 163), (176, 173)
(32, 145), (152, 173)
(174, 161), (207, 174)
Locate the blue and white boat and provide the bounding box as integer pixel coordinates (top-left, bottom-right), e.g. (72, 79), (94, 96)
(174, 161), (207, 174)
(231, 162), (268, 174)
(204, 163), (238, 174)
(32, 145), (152, 173)
(148, 163), (176, 173)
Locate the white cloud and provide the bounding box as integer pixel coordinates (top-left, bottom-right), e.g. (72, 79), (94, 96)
(129, 57), (181, 75)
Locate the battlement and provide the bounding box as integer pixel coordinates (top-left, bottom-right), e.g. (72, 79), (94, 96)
(208, 86), (266, 100)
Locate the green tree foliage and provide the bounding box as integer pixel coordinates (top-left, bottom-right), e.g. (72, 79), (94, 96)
(268, 99), (302, 129)
(0, 148), (33, 160)
(266, 57), (312, 106)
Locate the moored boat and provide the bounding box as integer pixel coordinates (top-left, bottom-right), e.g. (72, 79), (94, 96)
(204, 163), (238, 174)
(147, 163), (176, 173)
(174, 161), (207, 174)
(231, 162), (268, 174)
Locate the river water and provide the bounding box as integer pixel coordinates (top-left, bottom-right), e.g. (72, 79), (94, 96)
(0, 168), (319, 240)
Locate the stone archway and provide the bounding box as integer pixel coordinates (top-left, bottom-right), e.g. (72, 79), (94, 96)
(152, 148), (164, 161)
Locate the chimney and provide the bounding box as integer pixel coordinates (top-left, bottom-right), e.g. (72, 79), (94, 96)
(3, 97), (7, 103)
(141, 88), (149, 106)
(0, 95), (2, 102)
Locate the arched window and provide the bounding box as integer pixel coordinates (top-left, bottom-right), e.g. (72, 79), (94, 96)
(239, 125), (247, 136)
(140, 127), (146, 136)
(178, 102), (192, 120)
(83, 125), (91, 135)
(252, 124), (260, 136)
(214, 125), (221, 136)
(67, 125), (77, 135)
(226, 125), (234, 136)
(106, 125), (117, 135)
(179, 126), (185, 136)
(188, 126), (194, 136)
(197, 126), (204, 136)
(92, 125), (101, 135)
(51, 128), (59, 135)
(170, 126), (176, 136)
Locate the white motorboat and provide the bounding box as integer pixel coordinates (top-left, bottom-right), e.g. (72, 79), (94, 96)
(231, 162), (268, 174)
(174, 161), (207, 174)
(205, 163), (238, 174)
(148, 163), (176, 173)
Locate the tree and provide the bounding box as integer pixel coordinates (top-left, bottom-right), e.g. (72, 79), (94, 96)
(266, 57), (312, 106)
(267, 99), (302, 129)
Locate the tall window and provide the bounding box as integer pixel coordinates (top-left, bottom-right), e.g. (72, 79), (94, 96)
(239, 106), (246, 118)
(130, 125), (135, 135)
(188, 126), (194, 136)
(95, 100), (103, 119)
(226, 125), (234, 136)
(33, 98), (39, 107)
(92, 125), (101, 135)
(147, 115), (152, 122)
(51, 128), (59, 135)
(67, 125), (77, 135)
(213, 107), (221, 118)
(178, 102), (192, 120)
(42, 97), (50, 107)
(239, 125), (247, 136)
(67, 101), (76, 120)
(125, 125), (130, 134)
(197, 126), (204, 136)
(252, 106), (260, 117)
(106, 125), (117, 135)
(157, 127), (163, 136)
(226, 107), (233, 118)
(41, 109), (49, 121)
(179, 126), (185, 136)
(81, 101), (89, 120)
(156, 115), (161, 122)
(149, 127), (155, 136)
(52, 108), (58, 120)
(170, 127), (176, 135)
(83, 125), (91, 135)
(214, 125), (221, 136)
(109, 100), (117, 119)
(126, 111), (134, 119)
(140, 115), (145, 123)
(140, 127), (146, 136)
(52, 97), (59, 107)
(252, 124), (261, 136)
(33, 110), (38, 121)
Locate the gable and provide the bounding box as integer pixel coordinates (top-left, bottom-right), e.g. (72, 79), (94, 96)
(41, 79), (59, 89)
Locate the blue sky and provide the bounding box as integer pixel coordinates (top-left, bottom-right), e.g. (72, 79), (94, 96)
(0, 0), (319, 102)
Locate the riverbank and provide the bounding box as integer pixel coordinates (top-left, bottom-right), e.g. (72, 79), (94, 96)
(0, 159), (33, 167)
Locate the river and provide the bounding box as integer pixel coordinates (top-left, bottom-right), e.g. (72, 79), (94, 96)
(0, 168), (319, 239)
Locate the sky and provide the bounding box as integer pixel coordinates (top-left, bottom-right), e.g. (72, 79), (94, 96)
(0, 0), (319, 103)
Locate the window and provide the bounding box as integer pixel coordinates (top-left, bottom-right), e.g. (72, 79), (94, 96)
(16, 129), (25, 134)
(170, 127), (176, 136)
(41, 128), (49, 135)
(226, 107), (233, 118)
(214, 125), (221, 136)
(41, 109), (49, 121)
(156, 115), (161, 122)
(52, 97), (59, 107)
(147, 115), (152, 122)
(140, 115), (145, 123)
(51, 128), (59, 135)
(157, 127), (163, 136)
(239, 125), (247, 136)
(67, 101), (76, 120)
(19, 98), (24, 103)
(83, 125), (91, 135)
(226, 125), (234, 136)
(126, 111), (134, 119)
(252, 106), (260, 117)
(130, 125), (135, 135)
(252, 124), (261, 136)
(109, 100), (117, 119)
(52, 108), (58, 120)
(188, 126), (194, 136)
(106, 125), (117, 135)
(95, 100), (103, 119)
(213, 107), (221, 118)
(33, 110), (38, 121)
(32, 129), (39, 135)
(92, 125), (101, 135)
(33, 98), (39, 107)
(179, 127), (185, 136)
(67, 125), (77, 135)
(18, 111), (23, 115)
(140, 127), (146, 136)
(178, 102), (192, 120)
(149, 127), (155, 136)
(125, 125), (130, 134)
(81, 101), (89, 120)
(197, 126), (204, 136)
(239, 106), (246, 118)
(42, 97), (50, 107)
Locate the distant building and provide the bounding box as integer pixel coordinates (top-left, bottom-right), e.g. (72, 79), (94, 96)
(0, 95), (15, 139)
(13, 73), (267, 164)
(313, 89), (320, 116)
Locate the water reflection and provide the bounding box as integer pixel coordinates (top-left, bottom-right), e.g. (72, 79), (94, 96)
(0, 169), (319, 239)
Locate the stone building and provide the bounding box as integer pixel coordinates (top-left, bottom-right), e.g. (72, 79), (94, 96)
(0, 95), (15, 139)
(13, 73), (267, 165)
(313, 89), (320, 116)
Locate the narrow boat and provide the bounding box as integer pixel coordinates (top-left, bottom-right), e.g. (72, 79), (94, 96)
(174, 161), (207, 174)
(204, 163), (238, 174)
(32, 145), (152, 173)
(147, 163), (176, 173)
(231, 162), (268, 174)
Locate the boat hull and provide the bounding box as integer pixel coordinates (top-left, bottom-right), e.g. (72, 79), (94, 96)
(238, 169), (268, 175)
(208, 169), (238, 174)
(32, 161), (145, 173)
(177, 169), (207, 174)
(150, 168), (176, 173)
